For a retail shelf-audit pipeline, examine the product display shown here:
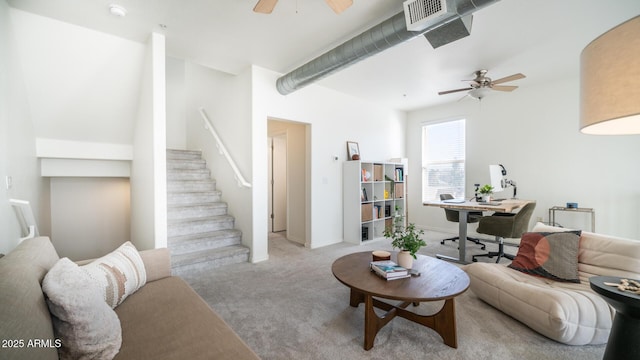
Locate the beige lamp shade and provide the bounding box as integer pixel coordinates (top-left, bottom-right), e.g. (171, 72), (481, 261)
(580, 16), (640, 135)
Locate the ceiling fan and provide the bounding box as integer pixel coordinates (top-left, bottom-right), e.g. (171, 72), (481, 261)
(438, 70), (526, 99)
(253, 0), (353, 14)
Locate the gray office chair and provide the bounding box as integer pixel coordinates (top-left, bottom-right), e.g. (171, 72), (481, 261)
(472, 202), (537, 263)
(439, 194), (485, 250)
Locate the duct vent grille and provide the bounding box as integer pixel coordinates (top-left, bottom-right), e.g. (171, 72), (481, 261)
(403, 0), (451, 31)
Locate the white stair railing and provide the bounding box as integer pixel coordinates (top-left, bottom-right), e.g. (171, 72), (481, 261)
(9, 199), (39, 242)
(198, 107), (252, 188)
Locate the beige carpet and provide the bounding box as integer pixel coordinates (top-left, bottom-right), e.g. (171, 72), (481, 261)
(182, 230), (606, 360)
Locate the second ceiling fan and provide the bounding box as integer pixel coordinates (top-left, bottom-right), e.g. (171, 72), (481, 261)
(438, 70), (526, 99)
(254, 0), (353, 14)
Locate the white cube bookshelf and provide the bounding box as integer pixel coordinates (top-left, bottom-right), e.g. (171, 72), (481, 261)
(343, 160), (406, 244)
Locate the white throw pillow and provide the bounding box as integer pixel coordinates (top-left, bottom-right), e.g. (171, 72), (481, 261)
(42, 258), (121, 360)
(81, 241), (147, 308)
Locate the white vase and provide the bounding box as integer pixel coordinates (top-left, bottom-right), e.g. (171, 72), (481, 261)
(397, 250), (413, 269)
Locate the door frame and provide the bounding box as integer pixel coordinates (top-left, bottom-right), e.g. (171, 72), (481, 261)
(268, 132), (287, 233)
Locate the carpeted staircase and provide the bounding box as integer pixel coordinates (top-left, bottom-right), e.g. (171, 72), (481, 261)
(166, 149), (250, 276)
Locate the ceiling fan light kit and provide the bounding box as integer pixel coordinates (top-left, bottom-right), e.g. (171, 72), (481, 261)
(580, 15), (640, 135)
(468, 87), (492, 100)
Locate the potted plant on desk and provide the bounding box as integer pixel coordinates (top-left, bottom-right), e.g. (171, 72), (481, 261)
(478, 184), (494, 202)
(383, 217), (426, 269)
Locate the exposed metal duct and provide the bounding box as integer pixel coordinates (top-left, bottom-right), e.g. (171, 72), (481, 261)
(276, 0), (500, 95)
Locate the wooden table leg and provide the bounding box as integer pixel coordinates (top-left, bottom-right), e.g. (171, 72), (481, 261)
(432, 298), (457, 348)
(349, 288), (364, 307)
(364, 294), (396, 350)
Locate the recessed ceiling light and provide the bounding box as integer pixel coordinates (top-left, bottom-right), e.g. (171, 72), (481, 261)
(109, 4), (127, 17)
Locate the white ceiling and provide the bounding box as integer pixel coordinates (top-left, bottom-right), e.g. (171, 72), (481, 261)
(8, 0), (640, 111)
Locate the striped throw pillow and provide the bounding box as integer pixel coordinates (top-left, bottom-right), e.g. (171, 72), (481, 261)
(81, 241), (147, 308)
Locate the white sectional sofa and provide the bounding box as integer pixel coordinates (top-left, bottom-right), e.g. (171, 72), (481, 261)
(465, 222), (640, 345)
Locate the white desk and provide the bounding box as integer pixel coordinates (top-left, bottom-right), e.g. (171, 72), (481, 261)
(423, 199), (532, 264)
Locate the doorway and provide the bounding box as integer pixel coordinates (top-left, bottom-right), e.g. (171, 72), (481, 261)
(267, 119), (309, 247)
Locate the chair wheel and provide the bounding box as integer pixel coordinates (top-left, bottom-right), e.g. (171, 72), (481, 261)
(440, 240), (445, 245)
(472, 258), (478, 262)
(481, 246), (486, 250)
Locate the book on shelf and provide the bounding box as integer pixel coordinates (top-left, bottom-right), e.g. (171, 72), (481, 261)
(373, 205), (383, 219)
(370, 260), (409, 280)
(395, 168), (404, 182)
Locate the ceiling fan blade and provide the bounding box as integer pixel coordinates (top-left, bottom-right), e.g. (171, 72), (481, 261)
(438, 87), (471, 95)
(492, 85), (518, 92)
(254, 0), (278, 14)
(492, 73), (525, 85)
(325, 0), (353, 14)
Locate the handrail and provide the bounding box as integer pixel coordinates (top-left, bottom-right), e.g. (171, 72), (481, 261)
(198, 107), (252, 188)
(9, 199), (40, 242)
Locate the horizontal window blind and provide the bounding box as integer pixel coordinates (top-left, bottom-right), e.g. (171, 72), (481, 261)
(422, 119), (466, 202)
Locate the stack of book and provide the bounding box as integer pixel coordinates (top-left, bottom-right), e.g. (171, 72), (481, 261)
(370, 260), (410, 280)
(395, 168), (404, 182)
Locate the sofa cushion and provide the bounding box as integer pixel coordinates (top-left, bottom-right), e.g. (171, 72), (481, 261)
(508, 230), (581, 283)
(43, 257), (122, 360)
(114, 276), (259, 360)
(81, 241), (147, 308)
(0, 237), (59, 360)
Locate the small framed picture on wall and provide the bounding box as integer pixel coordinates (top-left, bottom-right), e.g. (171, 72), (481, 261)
(347, 141), (360, 160)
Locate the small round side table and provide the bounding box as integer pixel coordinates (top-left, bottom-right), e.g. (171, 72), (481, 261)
(590, 276), (640, 360)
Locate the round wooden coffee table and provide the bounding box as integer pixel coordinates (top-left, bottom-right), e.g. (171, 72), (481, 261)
(332, 251), (470, 350)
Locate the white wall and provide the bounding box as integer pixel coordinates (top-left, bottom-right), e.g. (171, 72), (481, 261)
(130, 33), (167, 251)
(50, 177), (130, 260)
(252, 66), (407, 261)
(166, 56), (187, 150)
(407, 77), (640, 239)
(9, 9), (144, 144)
(0, 1), (49, 254)
(180, 61), (254, 257)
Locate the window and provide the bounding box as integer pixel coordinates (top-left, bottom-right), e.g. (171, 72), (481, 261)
(422, 119), (466, 202)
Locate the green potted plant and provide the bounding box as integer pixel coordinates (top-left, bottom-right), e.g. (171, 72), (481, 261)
(383, 217), (426, 269)
(478, 184), (494, 202)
